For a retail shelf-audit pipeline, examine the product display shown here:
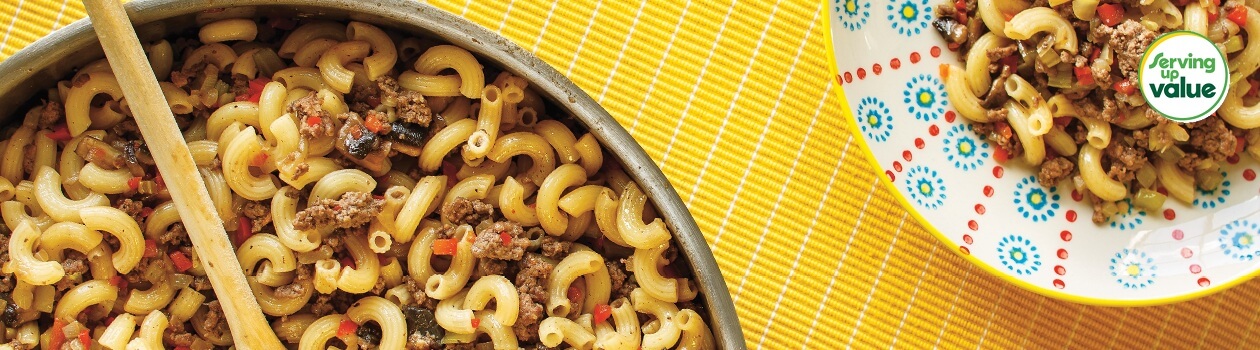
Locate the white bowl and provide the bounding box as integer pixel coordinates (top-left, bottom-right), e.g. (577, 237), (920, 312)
(826, 0), (1260, 305)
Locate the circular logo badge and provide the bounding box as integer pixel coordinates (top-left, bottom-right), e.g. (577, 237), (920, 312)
(1139, 31), (1229, 123)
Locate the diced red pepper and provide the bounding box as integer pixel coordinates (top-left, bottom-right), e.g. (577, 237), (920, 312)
(938, 64), (950, 79)
(90, 147), (106, 160)
(1237, 135), (1247, 155)
(340, 255), (356, 270)
(1074, 66), (1095, 86)
(79, 327), (91, 346)
(1097, 4), (1126, 26)
(954, 0), (966, 11)
(433, 239), (459, 255)
(365, 114), (385, 134)
(1114, 79), (1136, 95)
(567, 286), (583, 307)
(999, 55), (1019, 73)
(994, 147), (1010, 163)
(1229, 6), (1249, 26)
(248, 79), (269, 98)
(1053, 117), (1072, 127)
(250, 153), (269, 167)
(169, 251), (193, 272)
(337, 319), (358, 337)
(499, 232), (513, 246)
(154, 174), (165, 189)
(127, 176), (142, 191)
(49, 319), (67, 350)
(46, 123), (72, 142)
(1089, 47), (1100, 62)
(174, 347), (192, 350)
(442, 161), (459, 188)
(593, 304), (612, 324)
(996, 122), (1013, 140)
(109, 274), (129, 292)
(470, 318), (481, 329)
(1210, 10), (1220, 23)
(143, 239), (159, 258)
(1248, 79), (1260, 97)
(366, 95), (382, 108)
(236, 216), (253, 245)
(140, 207), (154, 218)
(305, 115), (322, 126)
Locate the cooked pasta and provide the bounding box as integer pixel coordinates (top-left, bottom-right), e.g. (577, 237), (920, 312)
(935, 0), (1260, 223)
(0, 16), (710, 350)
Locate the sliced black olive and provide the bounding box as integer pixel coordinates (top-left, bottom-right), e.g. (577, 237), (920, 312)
(387, 121), (428, 147)
(335, 113), (392, 173)
(403, 305), (443, 339)
(356, 322), (383, 346)
(0, 295), (18, 328)
(932, 17), (967, 44)
(341, 122), (379, 159)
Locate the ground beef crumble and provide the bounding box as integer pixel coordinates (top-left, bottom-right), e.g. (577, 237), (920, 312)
(473, 258), (509, 279)
(292, 192), (383, 230)
(1093, 20), (1157, 89)
(114, 198), (146, 224)
(539, 235), (571, 260)
(39, 101), (63, 129)
(1038, 156), (1075, 188)
(407, 332), (440, 350)
(289, 92), (336, 140)
(607, 260), (637, 301)
(1104, 140), (1148, 183)
(441, 197), (494, 226)
(396, 90), (433, 126)
(243, 199), (272, 232)
(202, 300), (229, 340)
(159, 223), (189, 247)
(470, 221), (529, 260)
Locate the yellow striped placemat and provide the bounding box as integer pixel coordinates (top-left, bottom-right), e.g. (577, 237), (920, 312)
(3, 0), (1260, 348)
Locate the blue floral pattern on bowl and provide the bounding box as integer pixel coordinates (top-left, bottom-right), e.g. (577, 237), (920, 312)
(1108, 199), (1146, 231)
(1013, 176), (1060, 222)
(1110, 249), (1157, 289)
(855, 96), (893, 142)
(1218, 220), (1260, 261)
(835, 0), (871, 31)
(904, 165), (946, 210)
(1193, 172), (1230, 209)
(996, 235), (1041, 276)
(902, 74), (947, 121)
(887, 0), (932, 37)
(941, 124), (988, 171)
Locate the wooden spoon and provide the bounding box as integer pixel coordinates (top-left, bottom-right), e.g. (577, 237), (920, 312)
(81, 0), (283, 348)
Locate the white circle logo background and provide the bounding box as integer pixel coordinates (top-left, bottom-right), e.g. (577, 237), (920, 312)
(1139, 31), (1230, 123)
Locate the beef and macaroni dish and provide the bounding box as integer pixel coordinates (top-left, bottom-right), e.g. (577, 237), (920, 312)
(0, 10), (713, 350)
(935, 0), (1260, 223)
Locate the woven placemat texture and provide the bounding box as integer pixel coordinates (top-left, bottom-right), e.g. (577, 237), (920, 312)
(3, 0), (1259, 348)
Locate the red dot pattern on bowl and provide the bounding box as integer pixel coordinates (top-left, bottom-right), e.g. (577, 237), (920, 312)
(835, 46), (940, 86)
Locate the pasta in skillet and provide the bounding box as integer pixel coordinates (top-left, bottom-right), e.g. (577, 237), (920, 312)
(0, 13), (713, 350)
(935, 0), (1260, 223)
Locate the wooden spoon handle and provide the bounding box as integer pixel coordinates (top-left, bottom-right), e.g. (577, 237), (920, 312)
(81, 1), (282, 348)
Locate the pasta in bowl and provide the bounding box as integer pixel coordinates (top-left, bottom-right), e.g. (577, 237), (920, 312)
(0, 0), (742, 349)
(829, 0), (1260, 305)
